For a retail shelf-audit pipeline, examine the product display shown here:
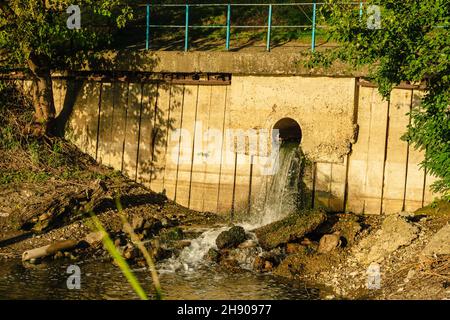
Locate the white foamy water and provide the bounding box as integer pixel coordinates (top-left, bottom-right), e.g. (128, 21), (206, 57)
(250, 141), (304, 226)
(160, 142), (304, 273)
(159, 227), (227, 273)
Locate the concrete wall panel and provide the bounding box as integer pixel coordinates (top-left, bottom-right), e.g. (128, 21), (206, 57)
(136, 83), (157, 185)
(174, 85), (199, 208)
(381, 89), (411, 213)
(162, 85), (185, 200)
(97, 82), (115, 167)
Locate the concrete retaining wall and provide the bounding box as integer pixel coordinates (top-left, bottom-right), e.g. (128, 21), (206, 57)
(46, 74), (438, 215)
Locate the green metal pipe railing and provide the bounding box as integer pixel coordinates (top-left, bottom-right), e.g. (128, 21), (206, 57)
(143, 2), (364, 52)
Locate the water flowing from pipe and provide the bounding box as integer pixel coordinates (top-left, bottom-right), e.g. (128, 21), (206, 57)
(160, 141), (304, 272)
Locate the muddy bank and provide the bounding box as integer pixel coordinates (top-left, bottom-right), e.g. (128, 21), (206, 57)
(0, 141), (225, 265)
(0, 176), (224, 263)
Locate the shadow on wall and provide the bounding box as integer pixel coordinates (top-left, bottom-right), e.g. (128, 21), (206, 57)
(54, 50), (187, 186)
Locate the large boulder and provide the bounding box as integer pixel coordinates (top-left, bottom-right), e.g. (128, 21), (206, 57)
(318, 231), (341, 253)
(253, 209), (327, 250)
(354, 214), (419, 265)
(216, 226), (246, 249)
(421, 224), (450, 257)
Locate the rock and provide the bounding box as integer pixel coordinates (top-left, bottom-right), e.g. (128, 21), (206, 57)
(143, 218), (163, 235)
(204, 248), (221, 263)
(216, 226), (246, 249)
(152, 246), (172, 261)
(318, 231), (341, 253)
(123, 245), (138, 260)
(131, 216), (144, 231)
(331, 216), (362, 245)
(175, 240), (192, 249)
(253, 209), (327, 250)
(160, 217), (169, 226)
(160, 227), (184, 242)
(85, 231), (105, 246)
(238, 239), (258, 249)
(253, 256), (266, 271)
(420, 224), (450, 257)
(264, 261), (273, 271)
(38, 213), (51, 221)
(300, 238), (312, 245)
(254, 248), (285, 272)
(286, 243), (304, 254)
(220, 258), (241, 272)
(273, 252), (307, 278)
(354, 214), (419, 264)
(225, 246), (260, 268)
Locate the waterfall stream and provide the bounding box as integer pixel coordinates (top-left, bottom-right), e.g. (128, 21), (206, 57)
(161, 141), (304, 272)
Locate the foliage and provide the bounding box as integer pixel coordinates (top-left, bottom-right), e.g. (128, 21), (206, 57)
(0, 82), (118, 185)
(0, 0), (133, 71)
(309, 0), (449, 199)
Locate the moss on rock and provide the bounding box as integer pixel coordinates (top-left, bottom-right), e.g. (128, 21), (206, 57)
(253, 209), (327, 250)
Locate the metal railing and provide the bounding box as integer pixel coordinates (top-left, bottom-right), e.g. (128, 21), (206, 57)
(140, 2), (364, 52)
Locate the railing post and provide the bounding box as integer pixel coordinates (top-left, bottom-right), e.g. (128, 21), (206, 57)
(266, 4), (272, 52)
(311, 1), (316, 52)
(226, 4), (231, 51)
(185, 4), (189, 52)
(146, 4), (150, 50)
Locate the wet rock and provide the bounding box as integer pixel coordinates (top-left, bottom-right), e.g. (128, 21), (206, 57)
(226, 247), (260, 268)
(216, 226), (246, 249)
(152, 246), (172, 261)
(205, 248), (221, 263)
(238, 239), (258, 249)
(318, 231), (342, 253)
(220, 258), (241, 272)
(253, 256), (266, 271)
(149, 239), (172, 261)
(253, 248), (285, 272)
(420, 224), (450, 257)
(354, 214), (419, 265)
(253, 209), (327, 250)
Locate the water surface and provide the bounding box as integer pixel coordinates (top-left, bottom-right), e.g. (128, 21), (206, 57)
(0, 259), (322, 300)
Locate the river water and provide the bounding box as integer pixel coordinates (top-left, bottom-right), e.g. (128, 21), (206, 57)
(0, 258), (322, 300)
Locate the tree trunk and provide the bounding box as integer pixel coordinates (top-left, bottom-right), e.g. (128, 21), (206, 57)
(27, 53), (56, 136)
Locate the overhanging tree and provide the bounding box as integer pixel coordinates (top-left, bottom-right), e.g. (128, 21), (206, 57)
(312, 0), (449, 199)
(0, 0), (132, 134)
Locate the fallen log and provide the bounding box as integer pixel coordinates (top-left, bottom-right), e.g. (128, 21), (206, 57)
(22, 240), (78, 262)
